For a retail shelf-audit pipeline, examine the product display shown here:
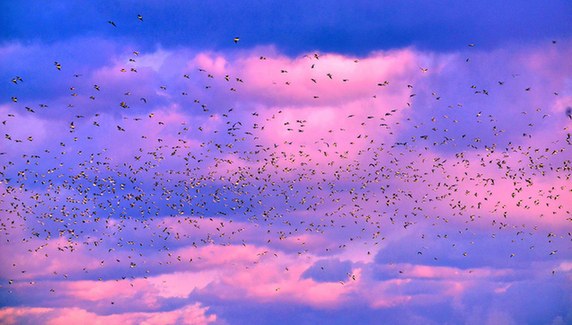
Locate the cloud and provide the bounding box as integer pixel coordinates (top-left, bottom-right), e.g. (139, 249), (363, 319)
(2, 35), (572, 325)
(301, 258), (353, 283)
(0, 304), (216, 325)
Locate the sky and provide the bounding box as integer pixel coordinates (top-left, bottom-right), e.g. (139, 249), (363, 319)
(1, 1), (572, 324)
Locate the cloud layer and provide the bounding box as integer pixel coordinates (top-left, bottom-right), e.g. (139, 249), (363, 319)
(1, 4), (572, 324)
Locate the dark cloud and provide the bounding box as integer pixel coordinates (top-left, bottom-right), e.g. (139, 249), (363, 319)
(301, 258), (353, 283)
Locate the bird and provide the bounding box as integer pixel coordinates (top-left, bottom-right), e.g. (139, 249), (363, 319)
(1, 32), (569, 320)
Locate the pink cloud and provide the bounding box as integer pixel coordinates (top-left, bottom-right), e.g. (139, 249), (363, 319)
(231, 49), (420, 106)
(204, 256), (357, 308)
(0, 304), (216, 325)
(143, 243), (349, 306)
(402, 264), (513, 280)
(0, 104), (51, 156)
(0, 236), (102, 281)
(63, 279), (150, 304)
(358, 264), (514, 310)
(362, 147), (572, 230)
(192, 53), (231, 76)
(0, 307), (53, 325)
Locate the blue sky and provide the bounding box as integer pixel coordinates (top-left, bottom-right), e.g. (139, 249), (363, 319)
(2, 1), (571, 54)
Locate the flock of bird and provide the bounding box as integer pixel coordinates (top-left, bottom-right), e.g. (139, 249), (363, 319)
(1, 15), (571, 294)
